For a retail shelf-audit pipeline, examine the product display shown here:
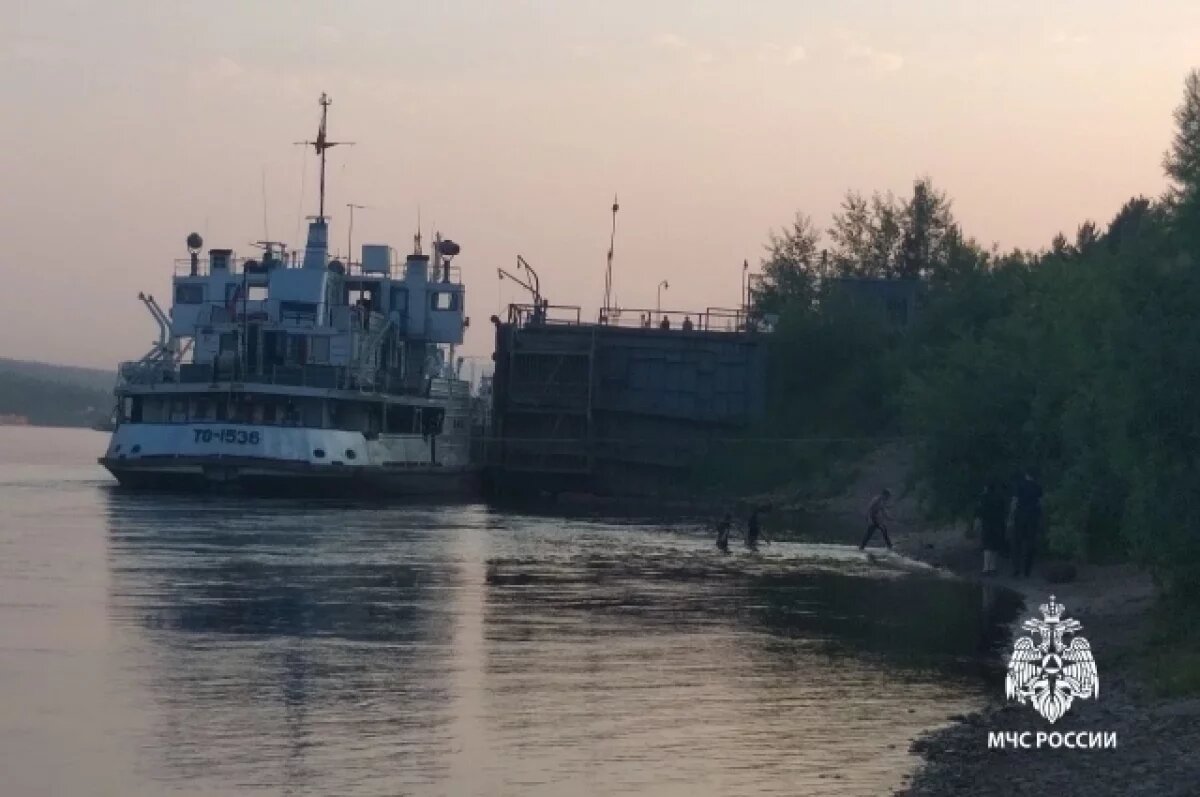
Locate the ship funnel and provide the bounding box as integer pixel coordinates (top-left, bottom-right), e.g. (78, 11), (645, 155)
(405, 252), (429, 282)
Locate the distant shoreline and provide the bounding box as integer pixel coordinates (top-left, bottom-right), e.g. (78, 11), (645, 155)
(0, 421), (109, 431)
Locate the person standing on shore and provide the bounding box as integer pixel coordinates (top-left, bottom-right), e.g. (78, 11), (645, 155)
(975, 481), (1008, 575)
(745, 508), (761, 550)
(715, 513), (732, 552)
(859, 489), (893, 551)
(1010, 470), (1043, 578)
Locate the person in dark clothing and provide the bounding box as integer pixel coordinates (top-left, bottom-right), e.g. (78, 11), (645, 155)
(975, 482), (1008, 575)
(1011, 471), (1043, 577)
(745, 508), (761, 550)
(659, 316), (671, 330)
(715, 513), (732, 552)
(859, 489), (893, 551)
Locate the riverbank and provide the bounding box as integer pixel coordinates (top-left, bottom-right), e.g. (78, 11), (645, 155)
(763, 441), (1199, 795)
(516, 443), (1200, 795)
(890, 520), (1200, 796)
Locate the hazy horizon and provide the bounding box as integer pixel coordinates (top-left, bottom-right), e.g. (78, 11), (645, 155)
(4, 0), (1199, 369)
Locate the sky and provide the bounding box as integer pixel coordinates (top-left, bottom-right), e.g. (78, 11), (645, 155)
(3, 0), (1199, 368)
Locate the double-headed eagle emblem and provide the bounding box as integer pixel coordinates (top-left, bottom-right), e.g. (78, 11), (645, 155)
(1005, 595), (1099, 723)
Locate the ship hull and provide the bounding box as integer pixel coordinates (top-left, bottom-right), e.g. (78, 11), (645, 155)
(100, 455), (479, 497)
(99, 422), (478, 498)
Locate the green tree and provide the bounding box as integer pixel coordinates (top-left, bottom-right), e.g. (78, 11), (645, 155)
(899, 178), (956, 279)
(828, 191), (877, 276)
(756, 213), (823, 314)
(1164, 70), (1200, 219)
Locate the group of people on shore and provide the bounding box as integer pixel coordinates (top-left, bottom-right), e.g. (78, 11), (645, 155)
(857, 471), (1045, 579)
(974, 470), (1044, 577)
(715, 472), (1044, 578)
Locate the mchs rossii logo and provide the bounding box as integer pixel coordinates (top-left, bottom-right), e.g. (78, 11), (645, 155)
(1005, 595), (1098, 723)
(988, 596), (1115, 750)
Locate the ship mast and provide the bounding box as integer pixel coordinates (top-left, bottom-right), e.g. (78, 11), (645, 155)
(298, 93), (349, 221)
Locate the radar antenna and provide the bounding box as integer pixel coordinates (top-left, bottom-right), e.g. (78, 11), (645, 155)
(295, 93), (353, 220)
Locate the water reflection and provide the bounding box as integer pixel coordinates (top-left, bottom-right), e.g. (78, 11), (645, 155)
(102, 492), (1019, 796)
(104, 491), (467, 794)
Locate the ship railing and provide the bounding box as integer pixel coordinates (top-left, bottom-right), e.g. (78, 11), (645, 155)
(429, 378), (472, 399)
(598, 306), (751, 332)
(116, 360), (179, 387)
(174, 257), (294, 277)
(175, 255), (460, 281)
(118, 362), (417, 396)
(504, 303), (755, 333)
(506, 303), (582, 326)
(332, 260), (463, 284)
(201, 301), (272, 325)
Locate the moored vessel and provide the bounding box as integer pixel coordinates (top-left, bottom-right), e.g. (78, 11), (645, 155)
(99, 94), (477, 495)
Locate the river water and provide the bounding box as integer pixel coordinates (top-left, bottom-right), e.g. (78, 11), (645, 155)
(0, 426), (1017, 796)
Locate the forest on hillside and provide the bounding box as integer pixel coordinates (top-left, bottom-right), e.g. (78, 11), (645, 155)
(0, 359), (114, 428)
(753, 70), (1200, 610)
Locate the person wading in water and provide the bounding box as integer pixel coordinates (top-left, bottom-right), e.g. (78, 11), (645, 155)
(859, 489), (893, 551)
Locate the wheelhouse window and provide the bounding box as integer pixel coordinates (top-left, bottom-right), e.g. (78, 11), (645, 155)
(286, 334), (308, 366)
(386, 404), (416, 433)
(280, 301), (318, 326)
(430, 291), (460, 311)
(175, 284), (204, 304)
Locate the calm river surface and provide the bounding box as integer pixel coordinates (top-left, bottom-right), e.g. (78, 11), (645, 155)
(0, 426), (1017, 796)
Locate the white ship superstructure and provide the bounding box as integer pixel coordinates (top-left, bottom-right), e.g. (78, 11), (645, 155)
(100, 95), (476, 495)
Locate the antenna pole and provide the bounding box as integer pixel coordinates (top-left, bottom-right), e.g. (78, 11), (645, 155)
(414, 206), (423, 255)
(261, 167), (270, 241)
(603, 195), (619, 321)
(347, 203), (366, 263)
(742, 259), (749, 321)
(318, 94), (330, 219)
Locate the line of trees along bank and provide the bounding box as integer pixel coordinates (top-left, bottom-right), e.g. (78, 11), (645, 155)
(756, 70), (1200, 608)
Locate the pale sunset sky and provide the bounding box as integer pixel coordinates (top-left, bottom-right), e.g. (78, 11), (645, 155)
(2, 1), (1199, 367)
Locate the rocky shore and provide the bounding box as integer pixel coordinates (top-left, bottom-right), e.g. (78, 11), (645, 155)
(892, 523), (1200, 796)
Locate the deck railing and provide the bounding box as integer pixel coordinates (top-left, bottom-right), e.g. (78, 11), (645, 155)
(174, 257), (463, 284)
(505, 303), (755, 333)
(116, 362), (435, 396)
